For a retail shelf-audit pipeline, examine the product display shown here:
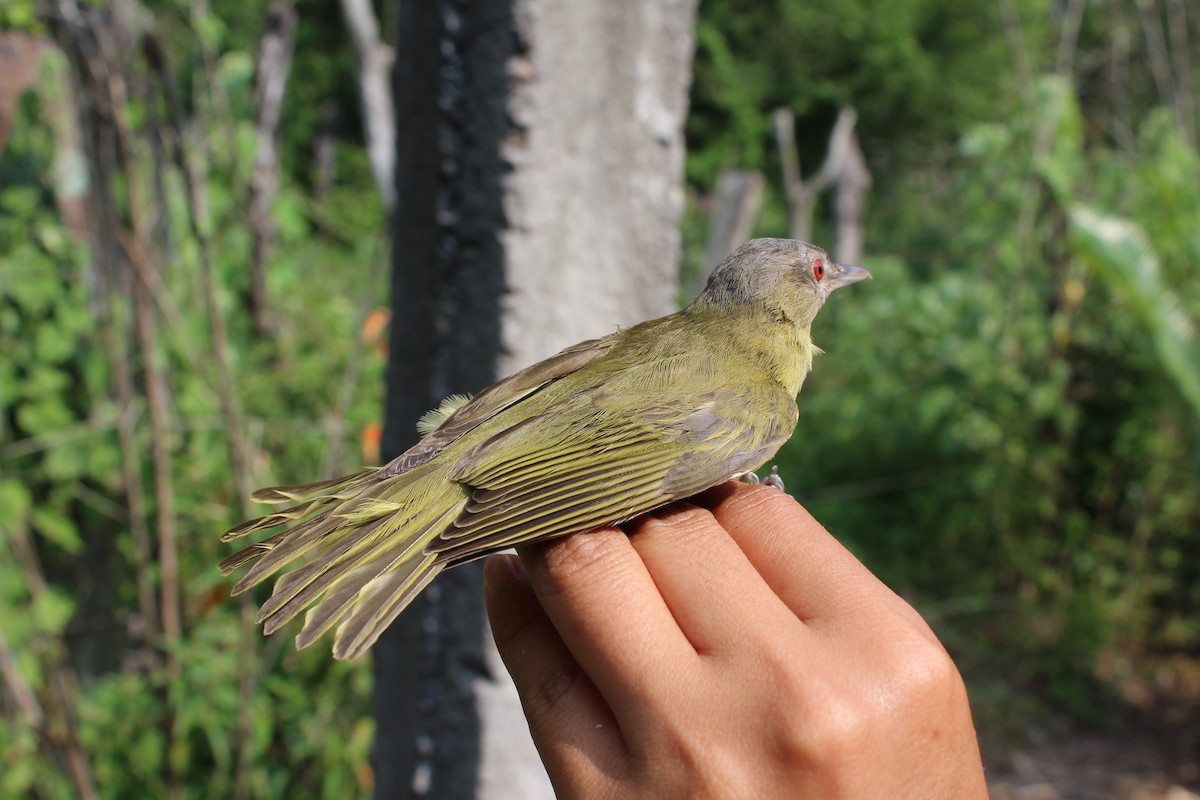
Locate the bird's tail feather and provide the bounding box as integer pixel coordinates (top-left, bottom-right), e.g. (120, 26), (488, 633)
(220, 468), (378, 541)
(330, 552), (443, 660)
(219, 464), (466, 658)
(249, 470), (378, 505)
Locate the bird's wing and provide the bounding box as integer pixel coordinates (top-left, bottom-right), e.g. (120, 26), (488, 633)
(222, 337), (619, 573)
(426, 383), (798, 565)
(379, 335), (617, 476)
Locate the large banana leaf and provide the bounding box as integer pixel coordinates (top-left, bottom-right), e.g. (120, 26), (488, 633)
(1068, 205), (1200, 418)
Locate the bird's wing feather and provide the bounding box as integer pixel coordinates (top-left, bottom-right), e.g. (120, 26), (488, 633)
(427, 384), (797, 565)
(379, 335), (617, 476)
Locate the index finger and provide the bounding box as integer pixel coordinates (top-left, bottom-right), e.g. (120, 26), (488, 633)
(516, 524), (699, 715)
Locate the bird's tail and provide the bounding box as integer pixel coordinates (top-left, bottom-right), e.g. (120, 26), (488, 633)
(219, 463), (467, 659)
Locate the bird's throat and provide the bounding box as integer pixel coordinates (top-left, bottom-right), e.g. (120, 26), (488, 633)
(734, 315), (815, 397)
(683, 300), (815, 397)
(775, 326), (816, 397)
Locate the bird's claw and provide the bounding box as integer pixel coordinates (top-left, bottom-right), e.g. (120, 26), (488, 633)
(763, 466), (786, 492)
(740, 465), (785, 492)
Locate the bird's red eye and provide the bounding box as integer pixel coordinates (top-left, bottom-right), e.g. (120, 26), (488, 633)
(813, 259), (825, 280)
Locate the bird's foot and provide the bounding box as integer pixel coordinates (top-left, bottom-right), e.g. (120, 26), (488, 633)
(740, 465), (785, 492)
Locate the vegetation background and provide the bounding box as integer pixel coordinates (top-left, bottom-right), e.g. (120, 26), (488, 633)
(1, 0), (1198, 797)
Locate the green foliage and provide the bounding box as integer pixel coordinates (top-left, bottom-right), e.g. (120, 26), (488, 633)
(0, 0), (40, 30)
(763, 72), (1200, 712)
(77, 629), (373, 799)
(0, 104), (102, 800)
(684, 0), (1199, 716)
(688, 0), (1027, 187)
(1, 13), (384, 797)
(1068, 206), (1200, 417)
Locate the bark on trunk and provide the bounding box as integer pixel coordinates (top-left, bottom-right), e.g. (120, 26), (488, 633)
(377, 1), (696, 797)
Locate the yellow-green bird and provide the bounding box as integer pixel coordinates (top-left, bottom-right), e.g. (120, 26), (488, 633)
(220, 238), (869, 660)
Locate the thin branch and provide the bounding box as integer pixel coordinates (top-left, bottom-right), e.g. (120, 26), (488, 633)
(1133, 0), (1176, 109)
(146, 33), (263, 800)
(1107, 9), (1136, 153)
(1164, 0), (1195, 146)
(48, 0), (162, 658)
(834, 131), (870, 264)
(188, 0), (238, 188)
(313, 102), (340, 199)
(0, 627), (45, 726)
(997, 0), (1035, 113)
(0, 409), (370, 458)
(248, 1), (298, 336)
(339, 0), (395, 208)
(70, 481), (131, 522)
(1010, 0), (1095, 268)
(1054, 0), (1087, 77)
(1, 409), (126, 459)
(7, 516), (99, 800)
(145, 40), (254, 508)
(89, 0), (184, 671)
(103, 289), (162, 648)
(119, 227), (181, 656)
(774, 106), (806, 234)
(803, 467), (947, 505)
(773, 106), (856, 242)
(1000, 0), (1060, 335)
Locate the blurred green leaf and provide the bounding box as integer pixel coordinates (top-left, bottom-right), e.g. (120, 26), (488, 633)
(1033, 76), (1083, 200)
(16, 396), (73, 435)
(0, 480), (32, 528)
(1068, 205), (1200, 417)
(31, 506), (82, 554)
(31, 587), (75, 632)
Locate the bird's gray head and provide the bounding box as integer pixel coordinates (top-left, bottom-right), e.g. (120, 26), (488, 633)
(694, 238), (870, 327)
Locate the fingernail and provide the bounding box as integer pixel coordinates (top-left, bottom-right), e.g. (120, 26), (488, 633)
(483, 553), (524, 599)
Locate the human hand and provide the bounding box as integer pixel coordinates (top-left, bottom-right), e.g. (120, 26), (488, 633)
(483, 481), (988, 799)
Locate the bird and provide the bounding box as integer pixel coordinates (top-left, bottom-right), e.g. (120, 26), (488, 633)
(219, 238), (870, 660)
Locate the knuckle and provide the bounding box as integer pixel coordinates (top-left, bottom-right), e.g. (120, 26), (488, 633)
(535, 529), (632, 592)
(728, 482), (801, 520)
(757, 645), (875, 767)
(524, 662), (588, 717)
(886, 635), (963, 704)
(775, 677), (869, 766)
(627, 504), (715, 544)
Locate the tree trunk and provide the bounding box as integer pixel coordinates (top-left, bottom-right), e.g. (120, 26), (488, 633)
(377, 1), (696, 798)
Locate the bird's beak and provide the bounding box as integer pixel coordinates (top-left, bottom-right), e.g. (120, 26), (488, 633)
(827, 262), (871, 291)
